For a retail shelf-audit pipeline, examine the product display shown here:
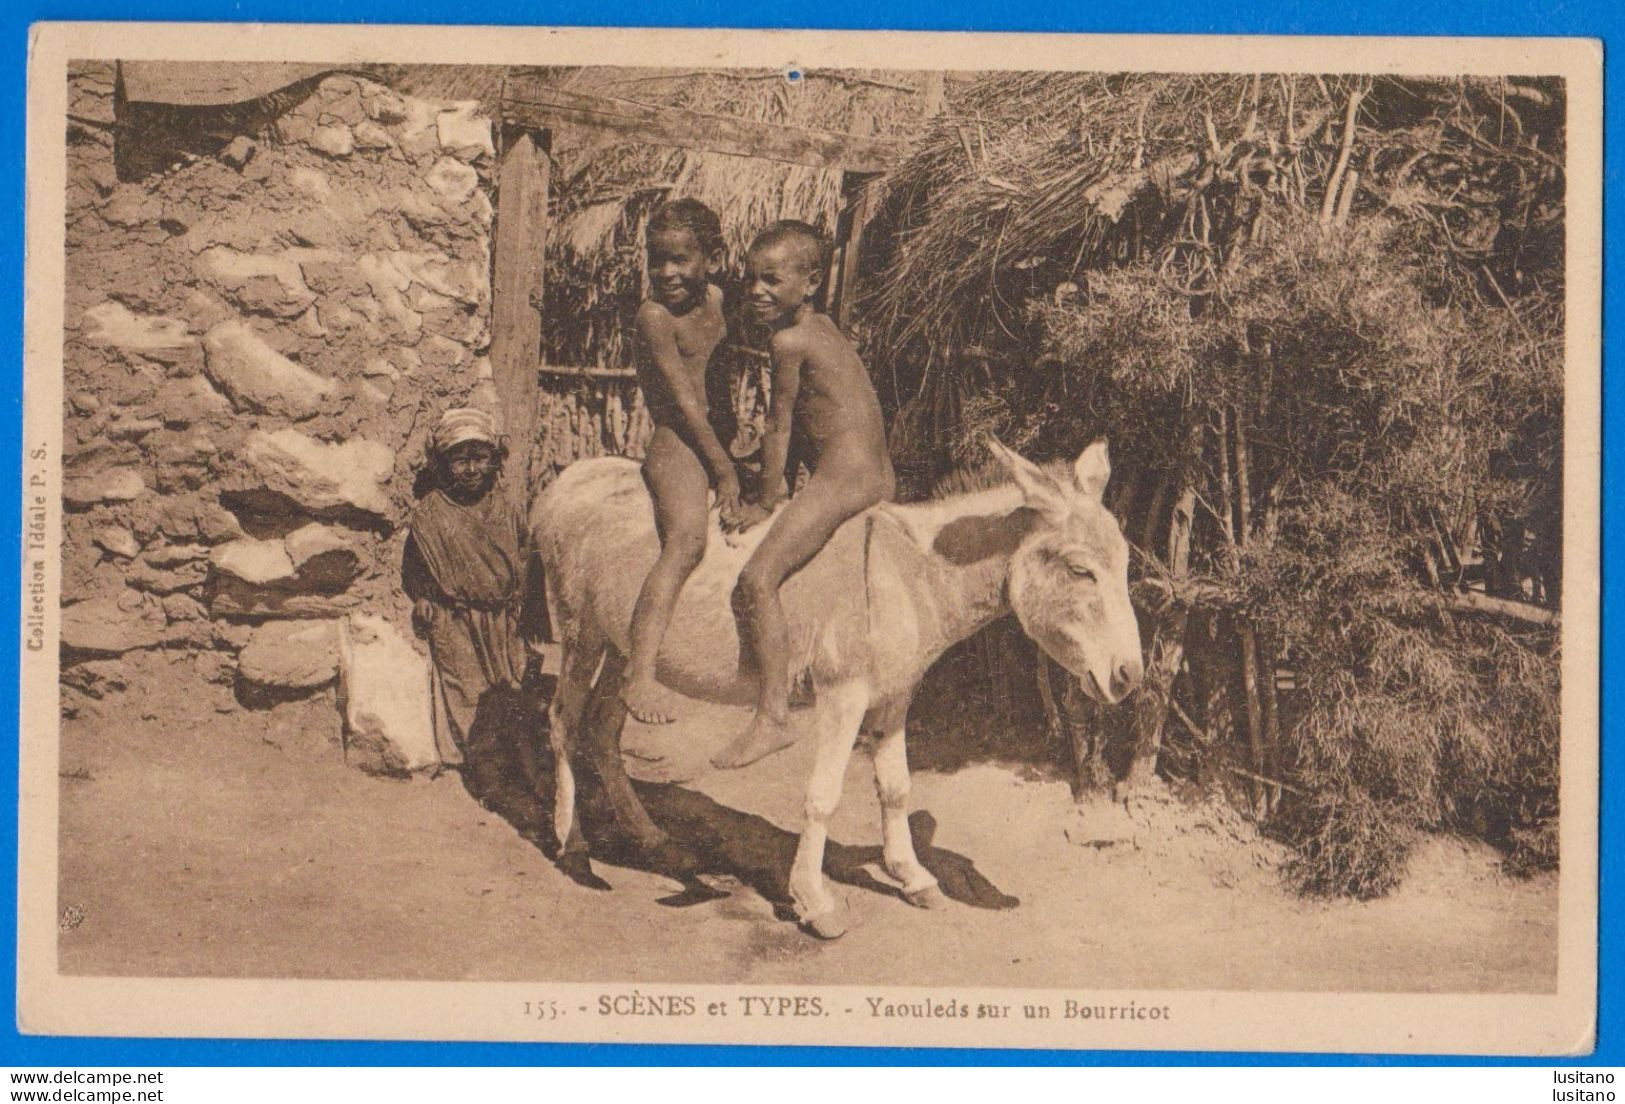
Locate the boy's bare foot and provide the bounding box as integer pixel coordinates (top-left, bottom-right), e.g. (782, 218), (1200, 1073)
(620, 675), (677, 725)
(711, 711), (796, 769)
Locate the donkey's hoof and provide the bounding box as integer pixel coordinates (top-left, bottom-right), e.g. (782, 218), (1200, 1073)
(904, 884), (948, 910)
(802, 910), (848, 940)
(557, 850), (612, 892)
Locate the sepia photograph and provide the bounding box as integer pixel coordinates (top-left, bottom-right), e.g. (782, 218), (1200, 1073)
(18, 24), (1600, 1053)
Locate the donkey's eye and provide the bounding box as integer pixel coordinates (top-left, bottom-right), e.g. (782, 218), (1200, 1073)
(1065, 560), (1096, 581)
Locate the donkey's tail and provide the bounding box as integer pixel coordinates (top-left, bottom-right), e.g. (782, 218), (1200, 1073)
(519, 549), (556, 645)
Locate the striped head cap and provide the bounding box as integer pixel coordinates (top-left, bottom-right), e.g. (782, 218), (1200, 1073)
(431, 407), (500, 454)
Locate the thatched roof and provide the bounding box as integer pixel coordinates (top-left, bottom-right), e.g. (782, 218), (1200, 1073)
(385, 64), (937, 370)
(859, 71), (1566, 466)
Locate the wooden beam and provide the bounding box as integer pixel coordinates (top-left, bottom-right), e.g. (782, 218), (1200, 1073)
(490, 126), (550, 508)
(538, 363), (639, 381)
(832, 174), (879, 330)
(1447, 590), (1560, 628)
(501, 78), (906, 174)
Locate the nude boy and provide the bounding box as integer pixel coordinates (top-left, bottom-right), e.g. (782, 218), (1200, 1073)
(621, 199), (740, 725)
(713, 220), (896, 770)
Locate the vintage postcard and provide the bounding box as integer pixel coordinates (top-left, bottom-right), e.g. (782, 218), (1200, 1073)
(18, 22), (1600, 1054)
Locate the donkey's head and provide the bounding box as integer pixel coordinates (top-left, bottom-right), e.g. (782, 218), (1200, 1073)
(990, 438), (1144, 705)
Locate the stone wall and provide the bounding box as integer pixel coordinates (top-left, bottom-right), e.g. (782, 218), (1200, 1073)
(60, 63), (497, 770)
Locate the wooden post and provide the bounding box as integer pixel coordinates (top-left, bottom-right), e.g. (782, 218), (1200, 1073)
(832, 173), (878, 331)
(1227, 405), (1267, 816)
(1124, 610), (1188, 788)
(1060, 672), (1110, 799)
(1256, 623), (1283, 816)
(490, 124), (551, 507)
(1125, 433), (1198, 788)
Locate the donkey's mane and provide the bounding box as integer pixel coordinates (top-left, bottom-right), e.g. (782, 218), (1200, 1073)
(922, 455), (1074, 500)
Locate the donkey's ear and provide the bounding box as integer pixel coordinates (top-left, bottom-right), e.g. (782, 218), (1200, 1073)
(988, 438), (1067, 519)
(1073, 439), (1110, 500)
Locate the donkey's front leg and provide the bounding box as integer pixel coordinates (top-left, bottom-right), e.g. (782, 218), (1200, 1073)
(871, 718), (946, 910)
(788, 680), (870, 939)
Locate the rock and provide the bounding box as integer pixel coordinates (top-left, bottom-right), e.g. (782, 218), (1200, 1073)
(470, 189), (494, 230)
(212, 620), (255, 651)
(295, 306), (328, 338)
(409, 283), (456, 316)
(356, 253), (423, 341)
(202, 319), (336, 419)
(399, 251), (484, 305)
(196, 246), (316, 317)
(317, 78), (367, 121)
(221, 135), (256, 168)
(61, 595), (167, 656)
(101, 186), (163, 227)
(152, 375), (233, 428)
(284, 521), (347, 567)
(277, 113), (314, 146)
(107, 415), (163, 440)
(143, 542), (208, 568)
(207, 582), (361, 620)
(238, 619), (340, 690)
(239, 429), (395, 522)
(285, 522), (364, 590)
(361, 84), (408, 123)
(61, 658), (129, 699)
(161, 619), (215, 649)
(80, 301), (196, 358)
(417, 334), (469, 374)
(337, 614), (438, 773)
(161, 592), (207, 621)
(152, 431), (217, 467)
(392, 186), (455, 232)
(308, 123), (355, 158)
(210, 524), (362, 612)
(363, 356), (400, 380)
(181, 288), (235, 329)
(158, 498), (242, 544)
(400, 126), (441, 165)
(127, 560), (208, 594)
(69, 390), (100, 414)
(288, 166), (332, 199)
(210, 536), (296, 585)
(91, 525), (140, 558)
(63, 466), (144, 508)
(424, 157), (478, 204)
(352, 120), (395, 150)
(435, 102), (493, 161)
(197, 502), (244, 544)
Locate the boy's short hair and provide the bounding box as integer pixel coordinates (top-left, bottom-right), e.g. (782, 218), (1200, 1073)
(748, 220), (830, 277)
(647, 197), (725, 256)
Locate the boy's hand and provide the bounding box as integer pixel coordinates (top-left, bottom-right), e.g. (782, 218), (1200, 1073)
(411, 597), (435, 637)
(724, 501), (773, 533)
(714, 475), (743, 522)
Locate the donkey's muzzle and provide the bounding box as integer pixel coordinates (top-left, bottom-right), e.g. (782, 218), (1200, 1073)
(1109, 657), (1144, 700)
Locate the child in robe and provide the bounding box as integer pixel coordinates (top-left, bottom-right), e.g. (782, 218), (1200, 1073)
(404, 406), (531, 766)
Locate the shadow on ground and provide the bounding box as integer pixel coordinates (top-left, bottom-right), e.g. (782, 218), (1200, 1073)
(455, 670), (1018, 927)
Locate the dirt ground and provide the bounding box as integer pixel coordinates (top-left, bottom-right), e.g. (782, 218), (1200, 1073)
(57, 648), (1557, 993)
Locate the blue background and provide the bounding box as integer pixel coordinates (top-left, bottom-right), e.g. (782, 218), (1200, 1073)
(1, 0), (1617, 1068)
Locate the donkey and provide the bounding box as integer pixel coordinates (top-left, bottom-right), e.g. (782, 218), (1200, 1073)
(530, 439), (1143, 938)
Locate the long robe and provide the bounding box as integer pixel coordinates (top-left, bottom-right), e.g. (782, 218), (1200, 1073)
(404, 487), (531, 764)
